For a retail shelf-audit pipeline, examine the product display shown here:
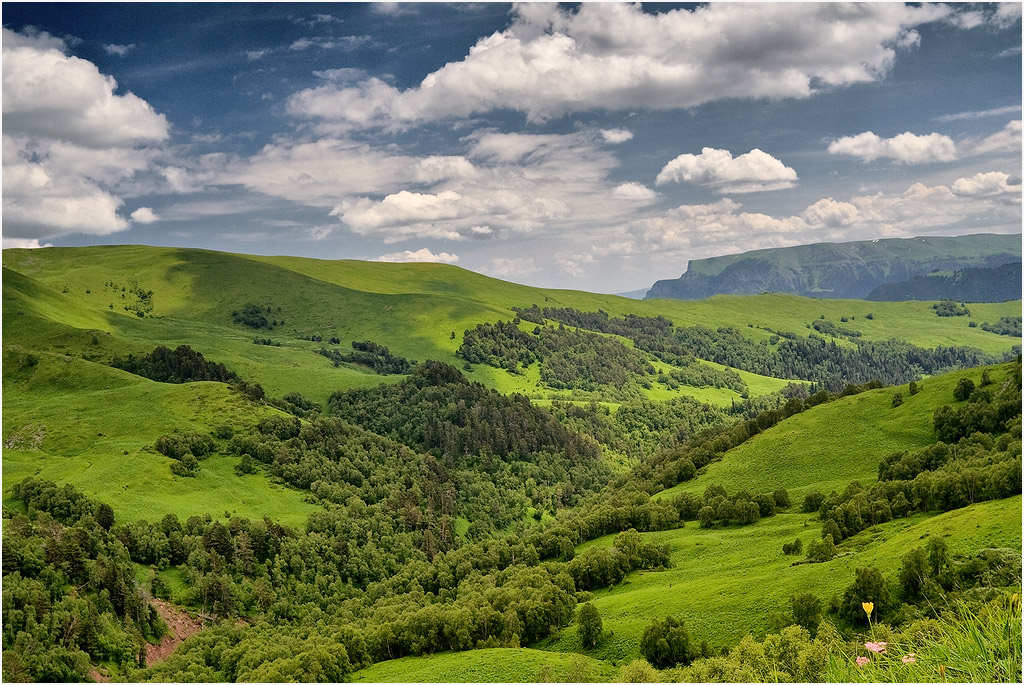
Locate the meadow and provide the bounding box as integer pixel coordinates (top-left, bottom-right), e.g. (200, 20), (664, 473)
(2, 245), (1020, 683)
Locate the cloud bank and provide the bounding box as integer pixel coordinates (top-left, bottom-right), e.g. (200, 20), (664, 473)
(286, 3), (948, 129)
(828, 131), (958, 164)
(2, 28), (168, 242)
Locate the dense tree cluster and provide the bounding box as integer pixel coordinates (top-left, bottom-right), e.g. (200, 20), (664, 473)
(933, 300), (970, 317)
(318, 341), (415, 375)
(231, 303), (280, 329)
(981, 316), (1022, 337)
(567, 530), (670, 591)
(458, 320), (655, 391)
(3, 480), (166, 682)
(111, 345), (238, 384)
(811, 318), (862, 338)
(155, 431), (216, 477)
(5, 472), (679, 683)
(328, 362), (606, 495)
(640, 615), (694, 668)
(689, 483), (787, 528)
(657, 363), (747, 394)
(545, 396), (727, 463)
(511, 305), (1003, 391)
(268, 391), (320, 419)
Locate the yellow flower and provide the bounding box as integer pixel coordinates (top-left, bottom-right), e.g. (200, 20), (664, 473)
(862, 601), (874, 618)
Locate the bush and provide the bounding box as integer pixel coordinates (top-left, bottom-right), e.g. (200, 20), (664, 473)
(806, 534), (836, 563)
(698, 506), (715, 528)
(773, 488), (791, 508)
(170, 454), (200, 477)
(782, 538), (803, 555)
(620, 659), (658, 683)
(791, 593), (821, 632)
(899, 547), (929, 600)
(213, 425), (235, 440)
(577, 602), (602, 648)
(953, 377), (975, 402)
(891, 392), (903, 408)
(640, 616), (693, 668)
(839, 566), (892, 625)
(802, 490), (825, 513)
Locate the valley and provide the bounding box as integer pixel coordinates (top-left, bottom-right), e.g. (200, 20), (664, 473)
(2, 245), (1021, 683)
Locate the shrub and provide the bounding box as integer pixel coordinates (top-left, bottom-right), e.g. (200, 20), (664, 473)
(640, 616), (693, 668)
(577, 602), (602, 648)
(170, 454), (200, 477)
(698, 506), (715, 528)
(773, 488), (791, 508)
(839, 566), (892, 625)
(620, 659), (658, 683)
(806, 534), (836, 563)
(953, 377), (975, 401)
(782, 538), (803, 555)
(213, 425), (235, 440)
(791, 593), (821, 632)
(802, 490), (825, 513)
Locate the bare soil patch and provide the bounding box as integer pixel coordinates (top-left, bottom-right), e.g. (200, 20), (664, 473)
(145, 598), (204, 664)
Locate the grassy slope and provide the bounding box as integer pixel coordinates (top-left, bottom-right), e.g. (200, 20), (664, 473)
(2, 349), (316, 526)
(2, 246), (1020, 682)
(538, 498), (1020, 665)
(2, 245), (1018, 526)
(527, 362), (1022, 666)
(655, 364), (1013, 503)
(349, 647), (619, 683)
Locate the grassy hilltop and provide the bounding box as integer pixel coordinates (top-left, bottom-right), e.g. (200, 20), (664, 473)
(2, 245), (1021, 683)
(4, 245), (1019, 520)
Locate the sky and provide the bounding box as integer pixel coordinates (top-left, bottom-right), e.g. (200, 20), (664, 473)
(2, 2), (1022, 293)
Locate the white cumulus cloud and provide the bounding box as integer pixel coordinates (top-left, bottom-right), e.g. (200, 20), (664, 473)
(374, 248), (459, 263)
(626, 171), (1022, 260)
(2, 28), (168, 241)
(951, 171), (1022, 201)
(3, 29), (168, 148)
(827, 131), (958, 164)
(656, 148), (798, 193)
(612, 182), (658, 201)
(485, 257), (539, 278)
(130, 207), (159, 224)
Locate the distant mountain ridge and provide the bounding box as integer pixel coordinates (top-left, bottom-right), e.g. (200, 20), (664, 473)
(866, 261), (1023, 302)
(646, 234), (1022, 301)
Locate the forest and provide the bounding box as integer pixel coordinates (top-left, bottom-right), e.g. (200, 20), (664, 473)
(507, 305), (1017, 391)
(4, 354), (1020, 682)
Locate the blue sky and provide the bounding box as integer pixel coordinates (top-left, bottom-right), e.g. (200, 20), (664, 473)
(3, 2), (1021, 292)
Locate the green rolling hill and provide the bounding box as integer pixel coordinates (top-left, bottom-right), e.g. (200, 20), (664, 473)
(2, 245), (1021, 683)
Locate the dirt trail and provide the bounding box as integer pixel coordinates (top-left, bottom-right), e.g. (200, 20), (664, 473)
(145, 598), (205, 664)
